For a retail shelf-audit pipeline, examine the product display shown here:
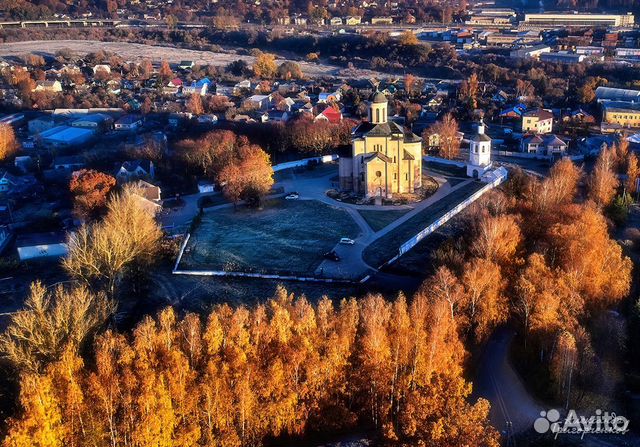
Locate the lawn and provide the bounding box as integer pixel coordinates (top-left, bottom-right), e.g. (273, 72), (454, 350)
(424, 160), (468, 177)
(179, 199), (360, 276)
(358, 209), (411, 232)
(363, 181), (485, 268)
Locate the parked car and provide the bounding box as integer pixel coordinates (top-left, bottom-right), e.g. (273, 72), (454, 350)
(323, 250), (340, 261)
(339, 237), (355, 245)
(285, 192), (299, 200)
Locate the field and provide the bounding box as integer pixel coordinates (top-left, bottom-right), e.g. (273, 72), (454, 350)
(0, 40), (392, 80)
(179, 199), (360, 276)
(363, 181), (485, 268)
(358, 209), (410, 232)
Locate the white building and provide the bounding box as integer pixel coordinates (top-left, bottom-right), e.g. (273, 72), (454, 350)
(467, 122), (492, 178)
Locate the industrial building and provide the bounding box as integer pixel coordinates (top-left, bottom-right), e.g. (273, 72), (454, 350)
(39, 126), (95, 150)
(521, 12), (635, 29)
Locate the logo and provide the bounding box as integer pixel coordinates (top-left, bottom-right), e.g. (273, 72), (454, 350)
(534, 409), (629, 438)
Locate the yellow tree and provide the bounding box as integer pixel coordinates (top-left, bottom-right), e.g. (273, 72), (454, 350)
(588, 147), (619, 207)
(0, 123), (18, 161)
(187, 93), (204, 115)
(625, 151), (639, 195)
(3, 374), (66, 447)
(459, 73), (479, 109)
(425, 113), (460, 159)
(64, 184), (162, 296)
(253, 52), (277, 79)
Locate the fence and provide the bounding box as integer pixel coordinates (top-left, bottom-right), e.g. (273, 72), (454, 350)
(388, 167), (508, 265)
(272, 154), (338, 172)
(424, 156), (467, 167)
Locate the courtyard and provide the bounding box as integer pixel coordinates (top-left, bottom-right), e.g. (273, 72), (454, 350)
(177, 198), (360, 276)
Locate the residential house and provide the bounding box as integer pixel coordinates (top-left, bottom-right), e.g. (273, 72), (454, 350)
(246, 94), (272, 111)
(116, 160), (155, 183)
(522, 108), (553, 134)
(178, 61), (195, 70)
(345, 16), (362, 25)
(114, 115), (143, 131)
(499, 103), (527, 119)
(318, 91), (341, 103)
(33, 80), (62, 93)
(233, 79), (252, 95)
(330, 17), (343, 26)
(521, 134), (567, 156)
(0, 171), (39, 197)
(314, 107), (343, 124)
(164, 78), (183, 95)
(53, 155), (85, 171)
(182, 78), (211, 96)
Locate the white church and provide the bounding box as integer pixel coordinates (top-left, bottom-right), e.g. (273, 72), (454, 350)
(467, 121), (492, 178)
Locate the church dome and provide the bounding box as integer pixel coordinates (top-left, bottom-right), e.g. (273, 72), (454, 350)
(371, 91), (387, 103)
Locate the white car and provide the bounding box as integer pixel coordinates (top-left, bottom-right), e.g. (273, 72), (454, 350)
(339, 237), (355, 245)
(285, 193), (299, 200)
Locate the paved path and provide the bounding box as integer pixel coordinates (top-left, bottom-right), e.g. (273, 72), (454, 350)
(276, 167), (474, 280)
(164, 164), (476, 280)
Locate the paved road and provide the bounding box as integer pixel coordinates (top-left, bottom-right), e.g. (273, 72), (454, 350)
(475, 328), (639, 446)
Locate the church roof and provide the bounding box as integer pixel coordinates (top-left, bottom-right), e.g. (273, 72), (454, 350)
(353, 120), (421, 143)
(403, 149), (415, 160)
(471, 133), (492, 143)
(371, 91), (387, 103)
(363, 152), (393, 163)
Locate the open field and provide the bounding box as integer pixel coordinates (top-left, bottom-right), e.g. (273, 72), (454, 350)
(179, 199), (359, 276)
(358, 209), (410, 232)
(0, 40), (392, 80)
(363, 181), (485, 267)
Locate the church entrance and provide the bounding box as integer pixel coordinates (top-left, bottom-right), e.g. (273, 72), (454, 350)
(472, 169), (479, 179)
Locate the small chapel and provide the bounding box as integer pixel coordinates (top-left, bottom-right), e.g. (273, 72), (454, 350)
(339, 92), (423, 198)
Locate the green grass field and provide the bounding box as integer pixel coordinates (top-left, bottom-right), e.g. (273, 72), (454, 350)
(358, 209), (411, 232)
(179, 199), (359, 276)
(363, 181), (485, 268)
(424, 160), (468, 177)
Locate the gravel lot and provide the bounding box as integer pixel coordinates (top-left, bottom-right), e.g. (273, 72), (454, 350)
(0, 39), (390, 79)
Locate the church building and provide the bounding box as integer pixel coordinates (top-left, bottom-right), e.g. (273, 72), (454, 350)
(339, 92), (423, 198)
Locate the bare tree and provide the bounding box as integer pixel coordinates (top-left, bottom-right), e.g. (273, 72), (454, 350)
(0, 281), (114, 373)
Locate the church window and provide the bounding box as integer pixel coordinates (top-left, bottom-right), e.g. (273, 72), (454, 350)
(375, 171), (382, 178)
(394, 173), (397, 180)
(376, 109), (380, 122)
(393, 156), (396, 163)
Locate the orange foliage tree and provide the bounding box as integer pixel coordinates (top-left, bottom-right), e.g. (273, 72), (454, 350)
(69, 169), (116, 221)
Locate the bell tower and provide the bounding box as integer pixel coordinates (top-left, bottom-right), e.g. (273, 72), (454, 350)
(369, 91), (388, 124)
(467, 121), (492, 178)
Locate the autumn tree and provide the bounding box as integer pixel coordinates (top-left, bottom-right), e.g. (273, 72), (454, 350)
(425, 113), (460, 159)
(218, 144), (274, 206)
(158, 60), (173, 82)
(253, 52), (277, 79)
(626, 151), (639, 195)
(399, 31), (419, 46)
(0, 281), (114, 373)
(186, 93), (204, 115)
(277, 61), (303, 80)
(588, 147), (619, 207)
(64, 184), (162, 296)
(69, 169), (116, 221)
(459, 73), (479, 109)
(0, 122), (18, 161)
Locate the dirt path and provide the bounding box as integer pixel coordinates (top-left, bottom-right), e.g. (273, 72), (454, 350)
(0, 39), (392, 79)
